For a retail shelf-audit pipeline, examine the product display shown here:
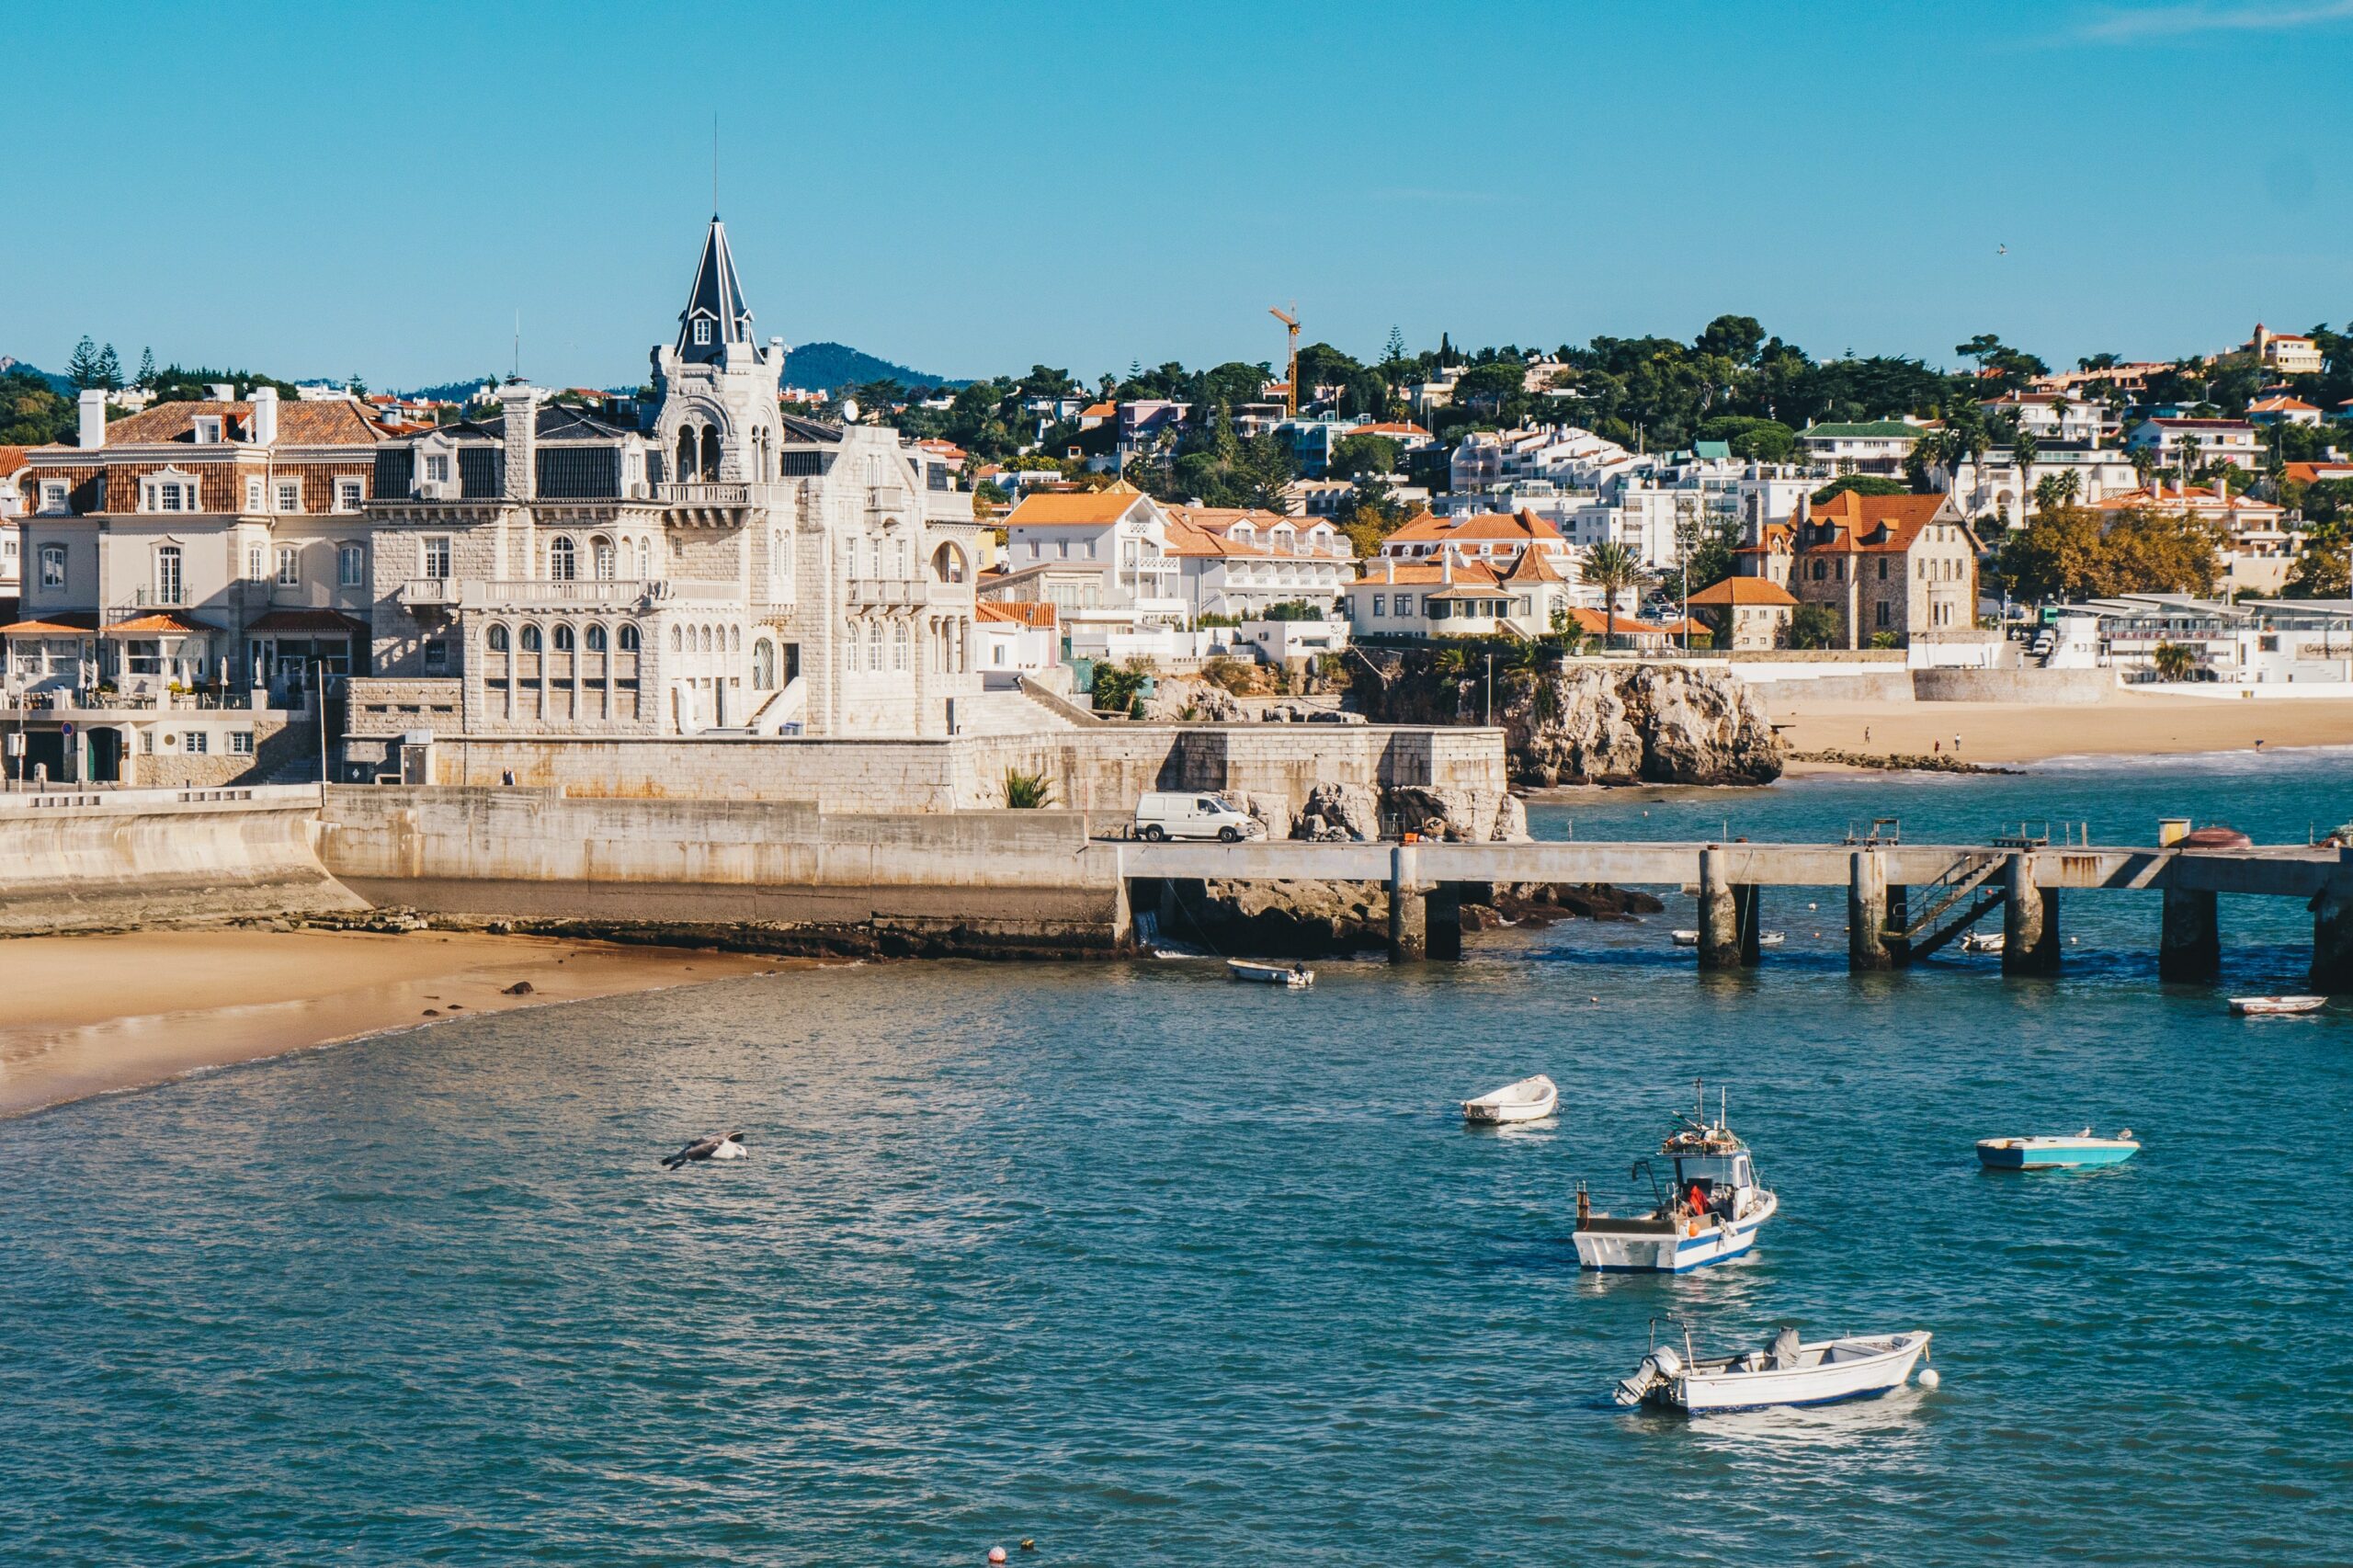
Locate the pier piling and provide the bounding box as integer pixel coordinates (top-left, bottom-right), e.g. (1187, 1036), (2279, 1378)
(1847, 850), (1895, 971)
(1387, 846), (1426, 964)
(1698, 847), (1742, 970)
(2001, 853), (2062, 975)
(1733, 883), (1762, 966)
(2158, 886), (2220, 983)
(1426, 882), (1463, 961)
(2312, 861), (2353, 994)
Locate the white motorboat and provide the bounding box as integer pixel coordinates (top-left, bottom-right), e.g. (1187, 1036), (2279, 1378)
(1228, 959), (1313, 988)
(1673, 929), (1782, 948)
(1614, 1324), (1933, 1413)
(1462, 1074), (1558, 1124)
(2230, 994), (2326, 1017)
(1574, 1082), (1779, 1272)
(1960, 930), (2005, 955)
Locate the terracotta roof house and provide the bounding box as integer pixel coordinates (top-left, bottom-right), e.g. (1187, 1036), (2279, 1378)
(1771, 491), (1981, 648)
(1687, 574), (1797, 651)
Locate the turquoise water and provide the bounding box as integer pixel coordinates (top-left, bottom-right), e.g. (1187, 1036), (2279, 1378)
(4, 752), (2351, 1564)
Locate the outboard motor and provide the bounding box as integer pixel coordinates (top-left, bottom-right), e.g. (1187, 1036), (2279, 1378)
(1612, 1344), (1682, 1407)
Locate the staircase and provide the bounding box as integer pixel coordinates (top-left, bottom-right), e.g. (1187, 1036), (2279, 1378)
(956, 687), (1079, 735)
(1897, 853), (2006, 960)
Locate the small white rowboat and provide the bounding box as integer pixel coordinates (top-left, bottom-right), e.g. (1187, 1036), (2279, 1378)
(1462, 1074), (1558, 1124)
(1228, 959), (1313, 988)
(1960, 931), (2005, 955)
(1673, 929), (1784, 948)
(1615, 1327), (1932, 1414)
(2230, 994), (2326, 1017)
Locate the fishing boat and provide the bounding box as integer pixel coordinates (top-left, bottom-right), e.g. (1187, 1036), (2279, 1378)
(1574, 1082), (1779, 1272)
(1960, 930), (2005, 955)
(1975, 1130), (2138, 1170)
(1462, 1074), (1558, 1125)
(2230, 994), (2326, 1017)
(1227, 959), (1313, 989)
(1613, 1324), (1933, 1414)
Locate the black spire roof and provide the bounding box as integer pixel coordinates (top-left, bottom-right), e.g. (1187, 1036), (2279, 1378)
(675, 215), (755, 364)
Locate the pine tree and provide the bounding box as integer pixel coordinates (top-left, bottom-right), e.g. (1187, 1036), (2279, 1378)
(136, 347), (155, 388)
(65, 335), (102, 389)
(1384, 324), (1406, 365)
(97, 343), (123, 391)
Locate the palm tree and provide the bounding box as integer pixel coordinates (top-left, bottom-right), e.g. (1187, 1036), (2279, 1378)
(1580, 540), (1650, 649)
(2152, 642), (2196, 682)
(2176, 434), (2202, 488)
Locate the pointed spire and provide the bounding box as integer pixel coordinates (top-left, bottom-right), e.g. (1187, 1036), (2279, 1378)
(676, 216), (755, 364)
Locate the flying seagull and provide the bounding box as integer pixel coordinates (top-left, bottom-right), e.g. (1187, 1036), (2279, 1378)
(1997, 243), (2008, 256)
(663, 1131), (748, 1169)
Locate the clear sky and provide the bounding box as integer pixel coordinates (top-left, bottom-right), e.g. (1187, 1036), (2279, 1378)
(6, 0), (2347, 391)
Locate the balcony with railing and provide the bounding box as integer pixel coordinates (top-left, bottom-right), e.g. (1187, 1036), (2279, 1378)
(400, 577), (456, 607)
(397, 577), (743, 611)
(847, 576), (929, 608)
(661, 482), (752, 506)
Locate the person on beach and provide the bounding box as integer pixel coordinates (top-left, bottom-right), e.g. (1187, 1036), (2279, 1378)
(1953, 733), (1961, 754)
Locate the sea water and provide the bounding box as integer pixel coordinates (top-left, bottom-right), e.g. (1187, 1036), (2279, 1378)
(3, 752), (2349, 1564)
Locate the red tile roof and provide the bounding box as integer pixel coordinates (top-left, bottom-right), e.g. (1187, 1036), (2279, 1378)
(1687, 576), (1798, 608)
(1383, 508), (1564, 546)
(1801, 493), (1966, 554)
(976, 600), (1056, 627)
(34, 398), (389, 449)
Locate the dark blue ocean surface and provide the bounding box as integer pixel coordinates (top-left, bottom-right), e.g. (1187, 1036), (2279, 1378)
(4, 754), (2349, 1564)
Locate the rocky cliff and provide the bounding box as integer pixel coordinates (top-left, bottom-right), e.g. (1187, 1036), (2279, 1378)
(1349, 655), (1783, 787)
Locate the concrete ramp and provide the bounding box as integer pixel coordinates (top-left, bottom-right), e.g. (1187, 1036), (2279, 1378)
(0, 786), (364, 935)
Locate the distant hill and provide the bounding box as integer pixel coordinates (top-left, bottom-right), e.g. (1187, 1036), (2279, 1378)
(784, 342), (967, 392)
(0, 357), (71, 393)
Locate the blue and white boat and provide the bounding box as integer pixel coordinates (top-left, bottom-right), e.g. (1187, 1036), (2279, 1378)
(1975, 1129), (2139, 1170)
(1574, 1084), (1779, 1272)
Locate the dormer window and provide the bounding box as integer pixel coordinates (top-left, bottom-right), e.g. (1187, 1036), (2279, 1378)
(693, 319), (713, 346)
(194, 416), (223, 444)
(425, 452), (452, 485)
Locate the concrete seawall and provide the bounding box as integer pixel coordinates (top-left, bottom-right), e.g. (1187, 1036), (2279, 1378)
(0, 785), (362, 934)
(316, 788), (1129, 956)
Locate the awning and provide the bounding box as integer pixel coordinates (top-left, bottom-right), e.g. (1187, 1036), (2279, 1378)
(100, 610), (224, 636)
(1, 610), (99, 635)
(245, 608), (369, 635)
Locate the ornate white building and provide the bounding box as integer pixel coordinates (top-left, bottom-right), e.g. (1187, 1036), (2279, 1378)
(346, 217), (982, 777)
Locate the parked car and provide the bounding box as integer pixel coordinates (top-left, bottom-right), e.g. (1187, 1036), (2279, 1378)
(1134, 791), (1265, 843)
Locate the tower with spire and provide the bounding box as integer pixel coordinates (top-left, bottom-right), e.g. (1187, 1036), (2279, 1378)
(650, 214), (784, 486)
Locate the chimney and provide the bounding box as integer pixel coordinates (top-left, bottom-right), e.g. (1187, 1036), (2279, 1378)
(249, 385), (279, 446)
(207, 382), (235, 402)
(2216, 473), (2228, 504)
(77, 389), (107, 449)
(502, 381), (542, 501)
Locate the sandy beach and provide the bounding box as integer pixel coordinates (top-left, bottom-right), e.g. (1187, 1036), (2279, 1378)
(0, 928), (776, 1119)
(1771, 691), (2353, 767)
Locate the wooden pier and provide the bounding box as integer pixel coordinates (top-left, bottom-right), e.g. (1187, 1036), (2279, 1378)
(1115, 837), (2353, 988)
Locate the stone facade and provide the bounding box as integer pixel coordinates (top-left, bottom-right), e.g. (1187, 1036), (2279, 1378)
(354, 217), (983, 761)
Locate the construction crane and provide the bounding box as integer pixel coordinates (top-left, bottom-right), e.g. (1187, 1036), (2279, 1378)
(1268, 303), (1299, 416)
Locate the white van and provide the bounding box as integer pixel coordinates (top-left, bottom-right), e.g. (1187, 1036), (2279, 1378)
(1134, 791), (1265, 843)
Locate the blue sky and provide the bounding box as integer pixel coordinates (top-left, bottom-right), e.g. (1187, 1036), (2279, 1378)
(6, 1), (2348, 390)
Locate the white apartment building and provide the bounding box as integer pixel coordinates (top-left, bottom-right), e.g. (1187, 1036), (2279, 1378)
(1944, 441), (2142, 528)
(2125, 417), (2263, 473)
(1979, 392), (2109, 442)
(991, 483), (1185, 634)
(1164, 506), (1351, 619)
(1450, 425), (1635, 493)
(1797, 419), (1927, 475)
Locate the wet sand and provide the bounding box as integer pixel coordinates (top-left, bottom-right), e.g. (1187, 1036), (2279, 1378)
(0, 929), (776, 1119)
(1772, 691), (2353, 767)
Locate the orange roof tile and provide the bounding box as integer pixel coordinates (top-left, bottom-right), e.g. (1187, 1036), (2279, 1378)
(1352, 560), (1503, 587)
(0, 446), (27, 477)
(1383, 508), (1564, 546)
(1565, 607), (1677, 637)
(1, 609), (99, 635)
(33, 398), (388, 449)
(104, 609), (224, 635)
(1687, 576), (1798, 608)
(1801, 493), (1966, 554)
(1004, 488), (1156, 527)
(976, 600), (1056, 627)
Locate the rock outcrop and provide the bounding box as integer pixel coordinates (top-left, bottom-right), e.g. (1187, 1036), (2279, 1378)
(1348, 654), (1782, 787)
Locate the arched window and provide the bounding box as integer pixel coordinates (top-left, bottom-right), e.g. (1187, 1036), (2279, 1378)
(867, 619), (884, 670)
(552, 623), (575, 652)
(676, 428), (696, 482)
(488, 623), (510, 652)
(892, 620), (911, 672)
(592, 536), (615, 579)
(844, 619), (862, 673)
(699, 625), (713, 653)
(619, 623), (641, 652)
(636, 538), (652, 577)
(931, 543), (966, 585)
(520, 624), (543, 653)
(585, 623), (608, 653)
(699, 425), (721, 481)
(669, 624), (682, 652)
(752, 639), (777, 689)
(549, 536), (575, 580)
(729, 625), (740, 652)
